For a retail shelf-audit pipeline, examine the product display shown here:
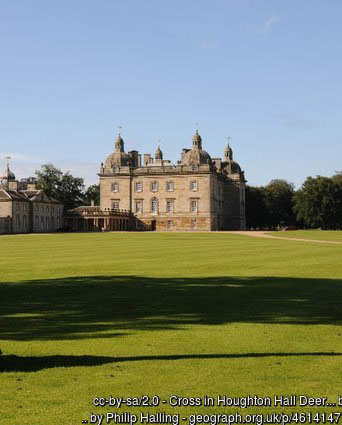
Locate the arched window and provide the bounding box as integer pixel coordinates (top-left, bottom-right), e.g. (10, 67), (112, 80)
(191, 163), (198, 171)
(151, 197), (158, 214)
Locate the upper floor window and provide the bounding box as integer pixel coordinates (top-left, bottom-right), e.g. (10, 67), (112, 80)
(51, 206), (54, 213)
(166, 181), (174, 192)
(111, 182), (119, 192)
(35, 204), (39, 211)
(41, 205), (44, 212)
(151, 197), (158, 214)
(190, 180), (198, 191)
(166, 200), (174, 213)
(135, 181), (143, 192)
(23, 204), (27, 211)
(190, 200), (198, 213)
(16, 203), (20, 211)
(35, 215), (39, 228)
(191, 163), (198, 171)
(111, 200), (120, 210)
(46, 205), (49, 212)
(150, 181), (158, 192)
(57, 207), (61, 213)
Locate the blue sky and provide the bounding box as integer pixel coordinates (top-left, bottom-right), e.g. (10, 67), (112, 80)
(1, 0), (341, 187)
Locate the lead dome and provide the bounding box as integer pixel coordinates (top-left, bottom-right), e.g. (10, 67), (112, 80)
(181, 131), (212, 166)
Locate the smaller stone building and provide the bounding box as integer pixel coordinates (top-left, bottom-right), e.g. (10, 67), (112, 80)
(0, 161), (64, 234)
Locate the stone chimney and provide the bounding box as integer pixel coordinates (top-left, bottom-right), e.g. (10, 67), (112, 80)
(8, 181), (18, 191)
(143, 154), (151, 166)
(27, 182), (37, 190)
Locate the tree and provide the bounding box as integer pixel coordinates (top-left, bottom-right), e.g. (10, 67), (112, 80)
(36, 164), (85, 210)
(263, 179), (296, 228)
(57, 172), (85, 210)
(245, 185), (269, 229)
(293, 176), (342, 229)
(84, 184), (100, 206)
(35, 164), (62, 198)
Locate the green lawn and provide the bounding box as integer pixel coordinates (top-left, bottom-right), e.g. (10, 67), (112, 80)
(1, 232), (342, 425)
(267, 230), (342, 242)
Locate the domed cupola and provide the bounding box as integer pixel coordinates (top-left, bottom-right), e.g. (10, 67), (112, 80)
(224, 142), (233, 161)
(104, 132), (130, 170)
(181, 131), (212, 166)
(1, 158), (15, 184)
(155, 144), (163, 160)
(115, 133), (124, 152)
(1, 164), (16, 181)
(192, 130), (202, 149)
(0, 158), (18, 190)
(223, 141), (242, 175)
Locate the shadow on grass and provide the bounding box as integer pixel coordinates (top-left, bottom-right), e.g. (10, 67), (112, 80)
(2, 352), (342, 373)
(1, 275), (342, 341)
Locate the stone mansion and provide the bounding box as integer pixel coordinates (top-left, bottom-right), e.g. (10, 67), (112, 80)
(0, 162), (64, 234)
(71, 130), (246, 232)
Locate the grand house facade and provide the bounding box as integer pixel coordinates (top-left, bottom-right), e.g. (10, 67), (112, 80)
(69, 130), (246, 232)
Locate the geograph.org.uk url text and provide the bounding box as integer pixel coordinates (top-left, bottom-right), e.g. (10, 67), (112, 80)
(87, 411), (342, 425)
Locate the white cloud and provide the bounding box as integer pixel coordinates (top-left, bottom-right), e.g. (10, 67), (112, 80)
(263, 16), (278, 36)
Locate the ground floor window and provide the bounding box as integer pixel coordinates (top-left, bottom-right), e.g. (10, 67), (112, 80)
(51, 217), (55, 228)
(57, 217), (60, 228)
(166, 200), (174, 213)
(191, 219), (197, 229)
(40, 216), (45, 229)
(190, 200), (198, 213)
(23, 215), (27, 227)
(151, 197), (158, 213)
(135, 200), (143, 213)
(111, 200), (120, 210)
(167, 220), (173, 230)
(16, 215), (20, 227)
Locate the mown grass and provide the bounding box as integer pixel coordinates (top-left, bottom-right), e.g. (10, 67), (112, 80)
(268, 230), (342, 241)
(1, 232), (342, 425)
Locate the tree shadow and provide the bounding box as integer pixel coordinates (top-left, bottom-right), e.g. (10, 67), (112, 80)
(1, 275), (342, 341)
(2, 352), (341, 373)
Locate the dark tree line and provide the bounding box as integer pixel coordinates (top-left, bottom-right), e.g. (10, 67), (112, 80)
(246, 173), (342, 230)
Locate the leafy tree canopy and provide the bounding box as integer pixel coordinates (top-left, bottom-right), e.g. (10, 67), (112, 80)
(293, 175), (342, 229)
(84, 184), (100, 206)
(35, 164), (85, 210)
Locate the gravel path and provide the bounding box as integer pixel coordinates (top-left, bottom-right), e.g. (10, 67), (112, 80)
(229, 231), (342, 245)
